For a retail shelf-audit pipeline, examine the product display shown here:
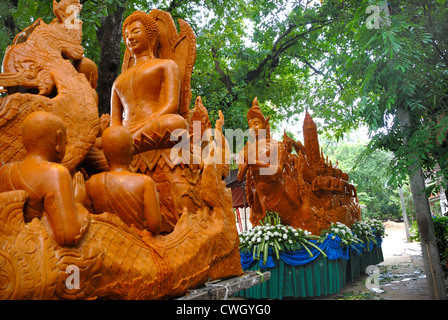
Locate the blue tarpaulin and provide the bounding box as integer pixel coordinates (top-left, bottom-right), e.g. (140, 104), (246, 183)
(240, 234), (382, 269)
(237, 234), (384, 299)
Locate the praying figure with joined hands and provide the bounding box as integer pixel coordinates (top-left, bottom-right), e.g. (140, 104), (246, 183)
(0, 111), (90, 246)
(85, 125), (161, 234)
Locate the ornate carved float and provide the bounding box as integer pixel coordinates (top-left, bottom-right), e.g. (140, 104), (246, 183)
(238, 99), (361, 235)
(0, 0), (242, 300)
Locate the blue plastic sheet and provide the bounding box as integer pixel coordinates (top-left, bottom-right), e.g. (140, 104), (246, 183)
(349, 242), (364, 256)
(241, 234), (355, 269)
(349, 235), (383, 256)
(375, 235), (382, 247)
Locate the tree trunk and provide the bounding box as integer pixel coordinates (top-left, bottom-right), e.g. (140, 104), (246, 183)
(399, 186), (411, 242)
(445, 188), (448, 212)
(95, 5), (125, 116)
(4, 0), (19, 41)
(396, 105), (447, 300)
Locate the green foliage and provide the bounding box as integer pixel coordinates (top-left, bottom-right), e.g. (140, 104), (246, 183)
(410, 220), (420, 241)
(411, 216), (448, 270)
(318, 0), (448, 190)
(321, 131), (404, 220)
(433, 216), (448, 270)
(0, 1), (17, 55)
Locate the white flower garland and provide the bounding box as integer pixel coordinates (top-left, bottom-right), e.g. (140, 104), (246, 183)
(239, 212), (384, 263)
(239, 212), (325, 265)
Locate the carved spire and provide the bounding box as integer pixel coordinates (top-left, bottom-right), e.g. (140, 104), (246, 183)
(303, 111), (320, 167)
(247, 97), (265, 122)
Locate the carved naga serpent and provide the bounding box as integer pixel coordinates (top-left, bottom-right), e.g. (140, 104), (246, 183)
(0, 0), (99, 173)
(0, 167), (241, 300)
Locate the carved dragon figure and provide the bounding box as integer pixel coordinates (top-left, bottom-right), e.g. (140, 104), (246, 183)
(238, 102), (361, 235)
(0, 0), (98, 173)
(0, 156), (241, 300)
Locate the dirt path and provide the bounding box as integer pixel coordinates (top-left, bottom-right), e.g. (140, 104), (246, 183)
(329, 221), (445, 300)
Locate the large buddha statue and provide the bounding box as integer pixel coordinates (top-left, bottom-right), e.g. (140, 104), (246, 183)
(111, 11), (188, 150)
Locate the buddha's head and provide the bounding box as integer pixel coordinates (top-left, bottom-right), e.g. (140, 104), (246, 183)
(122, 11), (160, 58)
(102, 125), (134, 167)
(21, 111), (67, 163)
(247, 97), (270, 139)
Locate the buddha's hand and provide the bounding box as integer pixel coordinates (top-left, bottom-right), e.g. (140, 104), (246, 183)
(73, 171), (86, 205)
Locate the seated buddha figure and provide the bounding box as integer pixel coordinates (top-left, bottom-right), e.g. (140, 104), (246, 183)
(0, 111), (90, 246)
(110, 11), (187, 149)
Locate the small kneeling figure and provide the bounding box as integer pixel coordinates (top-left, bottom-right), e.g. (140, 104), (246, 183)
(85, 125), (161, 234)
(0, 111), (90, 246)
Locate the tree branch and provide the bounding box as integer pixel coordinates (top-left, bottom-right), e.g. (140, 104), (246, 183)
(292, 54), (323, 75)
(166, 0), (186, 13)
(211, 45), (235, 91)
(244, 20), (332, 83)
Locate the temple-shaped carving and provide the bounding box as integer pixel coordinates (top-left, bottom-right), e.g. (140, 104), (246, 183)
(238, 99), (361, 235)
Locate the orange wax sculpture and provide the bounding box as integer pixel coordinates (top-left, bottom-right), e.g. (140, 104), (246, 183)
(238, 98), (361, 235)
(0, 0), (242, 300)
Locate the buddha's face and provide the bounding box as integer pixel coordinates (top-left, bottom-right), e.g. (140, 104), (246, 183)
(124, 21), (150, 56)
(248, 117), (266, 138)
